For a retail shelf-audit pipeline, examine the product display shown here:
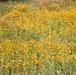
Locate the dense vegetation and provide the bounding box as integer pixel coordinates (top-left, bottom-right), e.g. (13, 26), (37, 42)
(0, 0), (76, 75)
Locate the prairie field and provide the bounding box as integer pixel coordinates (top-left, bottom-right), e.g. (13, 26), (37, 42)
(0, 0), (76, 75)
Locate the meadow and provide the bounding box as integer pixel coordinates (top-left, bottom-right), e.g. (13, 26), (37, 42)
(0, 0), (76, 75)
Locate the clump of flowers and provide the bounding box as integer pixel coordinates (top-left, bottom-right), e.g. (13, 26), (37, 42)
(0, 3), (76, 75)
